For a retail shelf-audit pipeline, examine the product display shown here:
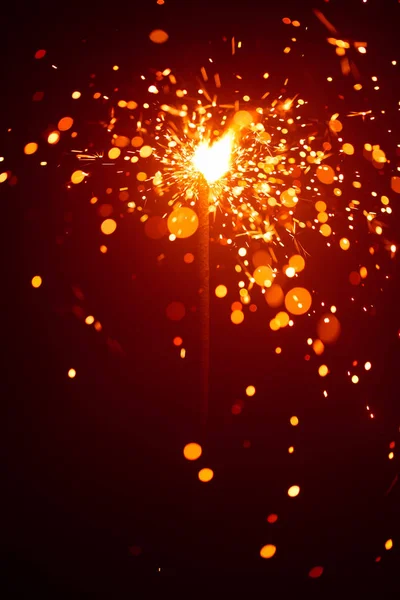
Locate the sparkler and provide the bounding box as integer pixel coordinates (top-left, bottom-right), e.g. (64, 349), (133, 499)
(191, 133), (235, 423)
(197, 182), (210, 425)
(147, 67), (398, 433)
(16, 59), (398, 424)
(3, 10), (398, 575)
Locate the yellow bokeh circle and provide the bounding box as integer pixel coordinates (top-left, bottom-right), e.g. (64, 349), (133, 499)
(101, 219), (117, 235)
(198, 468), (214, 482)
(183, 443), (202, 461)
(253, 265), (273, 287)
(231, 310), (244, 325)
(289, 254), (305, 273)
(260, 544), (276, 559)
(288, 485), (300, 497)
(167, 207), (199, 239)
(215, 285), (228, 298)
(284, 287), (312, 315)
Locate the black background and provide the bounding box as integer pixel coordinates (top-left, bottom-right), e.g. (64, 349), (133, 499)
(2, 0), (400, 592)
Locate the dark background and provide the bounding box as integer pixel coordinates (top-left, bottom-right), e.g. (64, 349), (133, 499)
(2, 0), (400, 592)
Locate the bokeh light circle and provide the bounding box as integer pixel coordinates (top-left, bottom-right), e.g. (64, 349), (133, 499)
(267, 514), (278, 524)
(317, 314), (341, 344)
(265, 284), (284, 308)
(183, 443), (202, 461)
(101, 219), (117, 235)
(284, 287), (312, 315)
(31, 275), (42, 288)
(71, 170), (86, 184)
(316, 164), (335, 184)
(253, 265), (273, 287)
(58, 116), (74, 131)
(231, 310), (244, 325)
(289, 254), (305, 273)
(260, 544), (276, 559)
(24, 142), (38, 155)
(149, 29), (169, 44)
(198, 468), (214, 482)
(166, 301), (186, 321)
(309, 566), (324, 578)
(167, 207), (199, 239)
(215, 285), (228, 298)
(288, 485), (300, 497)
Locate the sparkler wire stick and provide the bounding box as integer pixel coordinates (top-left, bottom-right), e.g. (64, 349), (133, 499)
(198, 180), (210, 425)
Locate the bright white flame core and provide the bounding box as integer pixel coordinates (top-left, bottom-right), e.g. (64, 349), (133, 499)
(192, 131), (234, 184)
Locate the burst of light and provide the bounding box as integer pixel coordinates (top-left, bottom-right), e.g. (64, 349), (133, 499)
(192, 131), (234, 184)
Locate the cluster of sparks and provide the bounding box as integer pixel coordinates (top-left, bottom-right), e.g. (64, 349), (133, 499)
(143, 63), (399, 338)
(2, 8), (399, 576)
